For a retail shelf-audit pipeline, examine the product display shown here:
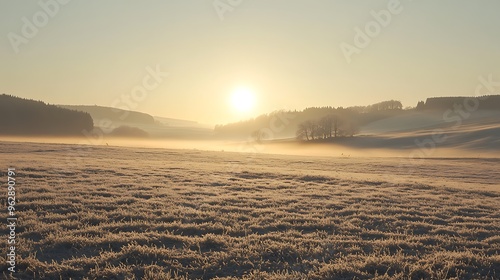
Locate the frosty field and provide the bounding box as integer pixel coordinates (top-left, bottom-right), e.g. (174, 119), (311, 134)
(0, 141), (499, 279)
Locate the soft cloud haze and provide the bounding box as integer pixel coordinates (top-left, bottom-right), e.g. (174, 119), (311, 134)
(1, 0), (499, 125)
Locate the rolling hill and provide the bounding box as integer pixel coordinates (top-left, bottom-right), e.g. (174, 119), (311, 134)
(59, 104), (213, 139)
(59, 105), (155, 125)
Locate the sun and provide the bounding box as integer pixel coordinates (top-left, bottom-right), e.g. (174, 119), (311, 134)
(230, 87), (256, 113)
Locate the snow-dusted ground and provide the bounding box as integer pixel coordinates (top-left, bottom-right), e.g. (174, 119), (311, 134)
(0, 141), (498, 279)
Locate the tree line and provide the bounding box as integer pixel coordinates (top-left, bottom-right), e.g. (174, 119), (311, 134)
(0, 94), (94, 135)
(348, 100), (403, 113)
(416, 96), (500, 111)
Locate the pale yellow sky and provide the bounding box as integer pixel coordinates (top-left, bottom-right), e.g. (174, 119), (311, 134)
(1, 1), (499, 125)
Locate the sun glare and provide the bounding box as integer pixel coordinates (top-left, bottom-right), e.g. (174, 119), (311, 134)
(230, 87), (256, 113)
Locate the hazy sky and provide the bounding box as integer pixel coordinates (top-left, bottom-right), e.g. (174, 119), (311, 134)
(1, 1), (499, 125)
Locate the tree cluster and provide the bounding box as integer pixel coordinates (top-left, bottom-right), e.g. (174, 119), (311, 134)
(296, 114), (358, 141)
(215, 100), (405, 140)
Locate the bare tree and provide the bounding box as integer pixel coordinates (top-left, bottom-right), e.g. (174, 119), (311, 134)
(296, 124), (308, 141)
(318, 114), (346, 139)
(319, 115), (334, 139)
(251, 129), (264, 143)
(297, 120), (318, 141)
(310, 120), (322, 140)
(333, 117), (341, 138)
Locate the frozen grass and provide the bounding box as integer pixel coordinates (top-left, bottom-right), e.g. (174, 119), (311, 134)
(0, 141), (499, 279)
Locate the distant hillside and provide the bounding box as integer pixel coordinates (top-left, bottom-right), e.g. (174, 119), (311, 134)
(216, 96), (500, 140)
(214, 100), (405, 139)
(361, 110), (500, 135)
(59, 105), (155, 125)
(0, 94), (93, 135)
(417, 95), (500, 111)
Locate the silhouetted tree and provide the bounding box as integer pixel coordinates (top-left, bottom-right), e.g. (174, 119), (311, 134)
(319, 115), (334, 139)
(333, 117), (341, 138)
(251, 129), (266, 142)
(296, 124), (309, 141)
(310, 121), (323, 140)
(296, 120), (315, 141)
(296, 113), (361, 140)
